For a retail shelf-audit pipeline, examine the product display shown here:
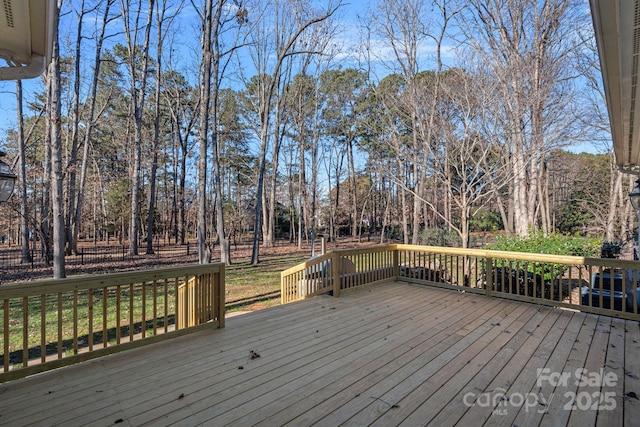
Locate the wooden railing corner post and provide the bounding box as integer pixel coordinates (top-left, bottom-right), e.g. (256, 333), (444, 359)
(332, 251), (341, 297)
(280, 271), (286, 305)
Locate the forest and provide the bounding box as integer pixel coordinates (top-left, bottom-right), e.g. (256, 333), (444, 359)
(0, 0), (632, 279)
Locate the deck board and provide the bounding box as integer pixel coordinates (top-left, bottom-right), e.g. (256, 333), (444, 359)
(1, 281), (639, 426)
(400, 303), (553, 427)
(347, 301), (532, 427)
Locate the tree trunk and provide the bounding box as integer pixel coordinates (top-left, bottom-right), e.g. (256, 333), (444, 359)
(252, 120), (269, 263)
(16, 81), (32, 264)
(146, 1), (167, 255)
(178, 142), (187, 245)
(65, 0), (87, 256)
(49, 3), (66, 279)
(347, 138), (358, 240)
(197, 0), (213, 264)
(249, 0), (341, 264)
(121, 0), (154, 256)
(512, 122), (529, 237)
(265, 90), (286, 247)
(74, 0), (113, 255)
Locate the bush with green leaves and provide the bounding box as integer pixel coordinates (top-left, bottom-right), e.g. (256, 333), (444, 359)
(470, 208), (503, 232)
(487, 232), (602, 283)
(489, 232), (602, 257)
(419, 227), (462, 247)
(600, 241), (622, 259)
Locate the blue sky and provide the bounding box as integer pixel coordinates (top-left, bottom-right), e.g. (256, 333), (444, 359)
(0, 0), (373, 139)
(0, 0), (606, 155)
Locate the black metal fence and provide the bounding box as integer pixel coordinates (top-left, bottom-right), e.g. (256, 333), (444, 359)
(0, 241), (194, 269)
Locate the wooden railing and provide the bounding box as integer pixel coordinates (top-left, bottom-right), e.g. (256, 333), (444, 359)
(280, 246), (397, 303)
(281, 244), (640, 321)
(0, 263), (225, 382)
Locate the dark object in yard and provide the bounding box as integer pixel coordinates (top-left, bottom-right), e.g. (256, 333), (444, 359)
(399, 264), (452, 284)
(581, 271), (640, 313)
(400, 265), (442, 283)
(488, 267), (550, 299)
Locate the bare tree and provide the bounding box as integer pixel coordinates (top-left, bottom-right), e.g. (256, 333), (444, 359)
(369, 0), (461, 244)
(429, 67), (508, 248)
(163, 68), (198, 245)
(573, 19), (625, 243)
(463, 0), (582, 236)
(244, 0), (343, 264)
(194, 0), (246, 265)
(72, 0), (117, 252)
(120, 0), (154, 255)
(65, 0), (102, 255)
(16, 81), (32, 263)
(49, 0), (66, 278)
(146, 0), (179, 254)
(196, 0), (215, 264)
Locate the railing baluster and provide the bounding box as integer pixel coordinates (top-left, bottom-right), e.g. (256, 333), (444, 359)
(634, 270), (639, 314)
(116, 285), (121, 345)
(598, 268), (604, 309)
(129, 283), (134, 341)
(142, 281), (147, 339)
(88, 288), (94, 351)
(153, 280), (158, 336)
(73, 290), (78, 355)
(587, 265), (595, 307)
(22, 297), (28, 367)
(57, 293), (62, 359)
(103, 287), (108, 348)
(3, 299), (8, 372)
(557, 263), (562, 302)
(164, 279), (168, 333)
(40, 295), (45, 364)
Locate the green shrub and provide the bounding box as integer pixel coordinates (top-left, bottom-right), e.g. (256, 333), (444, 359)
(600, 241), (622, 259)
(489, 232), (602, 257)
(419, 227), (462, 247)
(487, 232), (603, 283)
(470, 208), (502, 232)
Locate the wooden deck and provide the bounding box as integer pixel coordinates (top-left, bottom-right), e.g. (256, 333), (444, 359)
(1, 281), (639, 426)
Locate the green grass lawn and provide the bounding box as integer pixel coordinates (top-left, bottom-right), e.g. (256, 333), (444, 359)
(1, 251), (311, 366)
(225, 253), (308, 310)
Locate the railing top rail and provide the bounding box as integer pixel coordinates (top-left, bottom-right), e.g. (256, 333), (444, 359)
(282, 244), (640, 286)
(280, 253), (333, 277)
(394, 244), (640, 268)
(0, 263), (224, 299)
(331, 245), (396, 257)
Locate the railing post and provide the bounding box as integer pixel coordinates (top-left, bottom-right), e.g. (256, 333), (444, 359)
(393, 248), (399, 281)
(218, 265), (225, 328)
(485, 255), (493, 298)
(332, 251), (341, 297)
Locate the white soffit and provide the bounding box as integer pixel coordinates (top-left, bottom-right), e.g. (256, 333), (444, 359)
(0, 0), (54, 80)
